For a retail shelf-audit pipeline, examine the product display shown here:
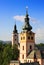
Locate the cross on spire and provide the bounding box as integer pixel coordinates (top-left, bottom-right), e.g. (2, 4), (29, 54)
(26, 6), (28, 15)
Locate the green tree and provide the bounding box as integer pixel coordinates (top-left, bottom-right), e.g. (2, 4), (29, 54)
(2, 45), (12, 65)
(0, 41), (19, 65)
(12, 44), (19, 60)
(37, 43), (44, 46)
(0, 41), (4, 65)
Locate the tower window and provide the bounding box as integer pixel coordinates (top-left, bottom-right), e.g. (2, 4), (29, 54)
(28, 60), (29, 62)
(23, 46), (24, 50)
(22, 54), (24, 59)
(30, 32), (32, 35)
(30, 45), (32, 50)
(21, 37), (22, 40)
(31, 37), (33, 40)
(15, 39), (16, 41)
(15, 35), (17, 36)
(28, 36), (30, 39)
(23, 37), (25, 39)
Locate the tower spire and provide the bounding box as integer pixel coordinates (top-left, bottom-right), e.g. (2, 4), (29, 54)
(13, 23), (18, 33)
(22, 7), (32, 31)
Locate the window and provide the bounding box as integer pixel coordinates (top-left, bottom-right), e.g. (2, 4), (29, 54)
(30, 45), (32, 50)
(21, 37), (22, 40)
(30, 32), (32, 35)
(28, 36), (30, 39)
(15, 35), (16, 36)
(23, 46), (24, 50)
(28, 60), (29, 62)
(15, 39), (16, 41)
(30, 60), (31, 63)
(22, 54), (24, 59)
(23, 37), (25, 39)
(31, 37), (33, 40)
(21, 37), (25, 40)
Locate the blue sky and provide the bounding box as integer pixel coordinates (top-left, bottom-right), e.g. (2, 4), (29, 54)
(0, 0), (44, 43)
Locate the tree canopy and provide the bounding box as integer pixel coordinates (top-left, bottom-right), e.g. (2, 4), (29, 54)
(36, 43), (44, 46)
(0, 41), (19, 65)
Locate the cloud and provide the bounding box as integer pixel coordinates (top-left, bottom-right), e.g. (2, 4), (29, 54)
(13, 15), (37, 23)
(35, 27), (44, 43)
(30, 18), (38, 23)
(13, 15), (44, 43)
(13, 15), (25, 22)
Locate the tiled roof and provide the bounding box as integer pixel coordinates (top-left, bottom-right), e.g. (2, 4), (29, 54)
(27, 48), (42, 59)
(36, 45), (44, 59)
(36, 46), (44, 51)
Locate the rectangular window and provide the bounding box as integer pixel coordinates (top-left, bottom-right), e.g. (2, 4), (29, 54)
(21, 37), (22, 40)
(28, 36), (30, 39)
(23, 46), (24, 50)
(22, 54), (24, 59)
(31, 37), (33, 40)
(30, 45), (32, 49)
(23, 37), (25, 39)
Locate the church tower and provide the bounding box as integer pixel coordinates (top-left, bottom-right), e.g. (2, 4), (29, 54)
(19, 8), (35, 63)
(12, 24), (18, 47)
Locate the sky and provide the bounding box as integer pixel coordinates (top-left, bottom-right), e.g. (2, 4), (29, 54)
(0, 0), (44, 43)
